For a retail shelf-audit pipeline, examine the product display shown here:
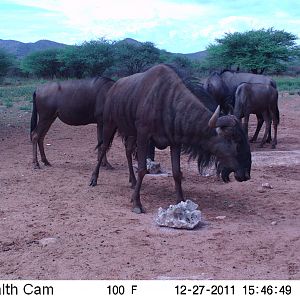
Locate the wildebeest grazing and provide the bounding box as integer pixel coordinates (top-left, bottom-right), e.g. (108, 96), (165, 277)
(205, 70), (277, 143)
(234, 83), (279, 148)
(92, 64), (251, 213)
(31, 77), (115, 169)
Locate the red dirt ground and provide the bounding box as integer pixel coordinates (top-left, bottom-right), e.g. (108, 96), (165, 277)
(0, 93), (299, 280)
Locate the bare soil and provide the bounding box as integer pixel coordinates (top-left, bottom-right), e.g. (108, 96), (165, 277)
(0, 93), (299, 280)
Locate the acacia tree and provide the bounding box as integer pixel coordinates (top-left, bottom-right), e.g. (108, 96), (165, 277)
(0, 49), (15, 77)
(206, 28), (299, 74)
(58, 39), (114, 78)
(114, 41), (160, 75)
(57, 45), (86, 78)
(21, 48), (63, 78)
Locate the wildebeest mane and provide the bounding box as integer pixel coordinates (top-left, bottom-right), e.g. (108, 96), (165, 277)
(162, 64), (219, 112)
(160, 64), (218, 173)
(220, 69), (236, 75)
(93, 76), (115, 84)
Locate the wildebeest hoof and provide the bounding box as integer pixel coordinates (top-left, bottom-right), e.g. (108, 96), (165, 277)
(258, 143), (264, 148)
(101, 162), (114, 170)
(89, 178), (97, 187)
(132, 206), (145, 214)
(43, 160), (52, 166)
(271, 144), (276, 149)
(33, 163), (40, 169)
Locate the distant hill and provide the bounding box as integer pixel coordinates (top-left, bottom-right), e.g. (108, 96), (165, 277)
(116, 38), (207, 61)
(175, 50), (207, 61)
(0, 39), (67, 59)
(117, 38), (142, 46)
(0, 37), (207, 61)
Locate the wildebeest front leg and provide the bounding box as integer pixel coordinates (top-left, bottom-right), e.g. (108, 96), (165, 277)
(125, 136), (137, 189)
(131, 134), (148, 213)
(170, 145), (184, 203)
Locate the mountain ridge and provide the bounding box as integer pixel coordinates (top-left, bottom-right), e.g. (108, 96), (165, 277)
(0, 39), (67, 58)
(0, 38), (207, 61)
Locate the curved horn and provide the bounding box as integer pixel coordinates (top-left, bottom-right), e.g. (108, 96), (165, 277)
(215, 115), (237, 128)
(208, 105), (220, 128)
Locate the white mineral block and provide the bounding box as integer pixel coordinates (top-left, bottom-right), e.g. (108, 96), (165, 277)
(39, 237), (59, 247)
(155, 199), (202, 229)
(147, 158), (161, 174)
(262, 182), (273, 189)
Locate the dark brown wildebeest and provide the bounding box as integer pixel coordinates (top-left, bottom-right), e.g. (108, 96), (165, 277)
(91, 64), (251, 213)
(234, 83), (279, 148)
(31, 77), (115, 169)
(205, 70), (277, 143)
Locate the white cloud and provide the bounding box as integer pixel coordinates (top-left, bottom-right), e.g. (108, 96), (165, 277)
(10, 0), (213, 21)
(3, 0), (300, 52)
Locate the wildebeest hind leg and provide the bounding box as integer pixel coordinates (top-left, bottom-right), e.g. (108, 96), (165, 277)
(270, 108), (279, 149)
(170, 145), (184, 203)
(38, 118), (55, 166)
(97, 123), (114, 170)
(259, 112), (271, 148)
(31, 118), (55, 168)
(250, 114), (264, 143)
(242, 114), (250, 140)
(131, 134), (148, 213)
(125, 136), (137, 189)
(32, 130), (40, 169)
(266, 111), (272, 143)
(90, 125), (117, 186)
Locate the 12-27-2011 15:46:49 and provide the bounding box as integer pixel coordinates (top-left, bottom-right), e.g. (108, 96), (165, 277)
(243, 285), (292, 295)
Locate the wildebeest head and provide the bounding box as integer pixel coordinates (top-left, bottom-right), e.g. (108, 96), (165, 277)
(205, 73), (234, 114)
(208, 106), (251, 182)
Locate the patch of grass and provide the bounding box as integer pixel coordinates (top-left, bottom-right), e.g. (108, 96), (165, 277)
(3, 98), (13, 108)
(19, 105), (32, 111)
(0, 84), (36, 104)
(0, 77), (50, 111)
(274, 76), (300, 93)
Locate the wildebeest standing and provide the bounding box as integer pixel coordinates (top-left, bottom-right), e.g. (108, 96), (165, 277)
(31, 77), (115, 169)
(92, 64), (251, 213)
(205, 70), (277, 142)
(234, 83), (279, 148)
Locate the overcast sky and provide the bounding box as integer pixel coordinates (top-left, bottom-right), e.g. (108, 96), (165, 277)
(1, 0), (299, 53)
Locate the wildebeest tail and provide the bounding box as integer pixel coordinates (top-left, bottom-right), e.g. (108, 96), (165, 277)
(30, 91), (38, 140)
(95, 127), (117, 151)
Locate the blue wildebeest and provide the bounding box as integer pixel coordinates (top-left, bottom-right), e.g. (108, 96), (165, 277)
(91, 64), (251, 213)
(205, 70), (277, 143)
(31, 77), (115, 169)
(234, 83), (279, 148)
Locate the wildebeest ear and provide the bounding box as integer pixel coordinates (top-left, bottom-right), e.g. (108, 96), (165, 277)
(216, 115), (236, 128)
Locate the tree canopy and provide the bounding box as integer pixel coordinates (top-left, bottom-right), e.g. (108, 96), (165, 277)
(13, 28), (300, 79)
(0, 49), (15, 77)
(21, 48), (63, 78)
(113, 41), (161, 76)
(206, 28), (300, 74)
